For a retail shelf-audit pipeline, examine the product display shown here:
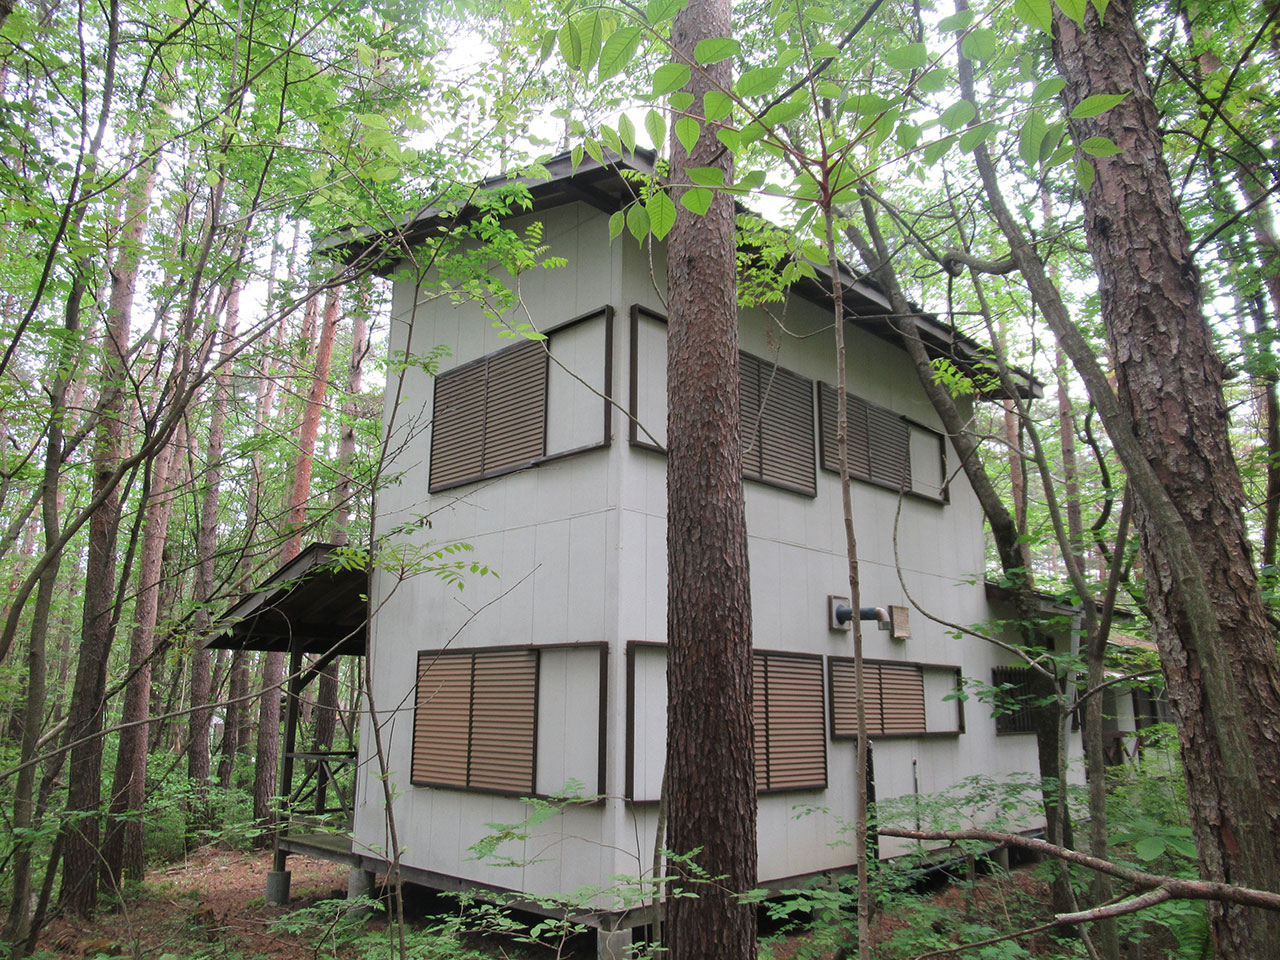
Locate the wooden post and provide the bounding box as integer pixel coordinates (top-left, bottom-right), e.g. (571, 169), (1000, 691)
(272, 644), (304, 874)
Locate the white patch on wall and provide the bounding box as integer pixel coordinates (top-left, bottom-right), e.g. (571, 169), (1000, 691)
(546, 316), (608, 456)
(908, 423), (947, 500)
(535, 646), (603, 797)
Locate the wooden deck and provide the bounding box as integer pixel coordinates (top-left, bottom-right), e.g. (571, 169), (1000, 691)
(277, 830), (360, 866)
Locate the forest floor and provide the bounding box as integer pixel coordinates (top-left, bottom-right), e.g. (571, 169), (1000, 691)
(32, 848), (1171, 959)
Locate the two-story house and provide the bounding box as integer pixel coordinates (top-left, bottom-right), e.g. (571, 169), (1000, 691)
(253, 148), (1073, 958)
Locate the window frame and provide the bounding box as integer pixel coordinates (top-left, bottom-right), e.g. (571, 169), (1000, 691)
(411, 647), (540, 796)
(817, 383), (949, 504)
(754, 649), (828, 793)
(828, 657), (963, 740)
(428, 307), (614, 493)
(992, 665), (1039, 736)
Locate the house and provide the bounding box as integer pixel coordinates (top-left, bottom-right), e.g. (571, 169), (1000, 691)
(248, 148), (1083, 956)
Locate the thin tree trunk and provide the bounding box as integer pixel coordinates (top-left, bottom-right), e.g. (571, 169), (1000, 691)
(252, 284), (341, 833)
(664, 3), (757, 956)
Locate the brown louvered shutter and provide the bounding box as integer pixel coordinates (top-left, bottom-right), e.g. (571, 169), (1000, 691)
(879, 663), (926, 735)
(482, 342), (547, 474)
(413, 653), (475, 786)
(739, 352), (764, 480)
(993, 666), (1037, 734)
(469, 650), (538, 792)
(868, 403), (911, 489)
(752, 654), (769, 788)
(818, 384), (871, 479)
(760, 366), (816, 495)
(430, 363), (486, 489)
(760, 654), (826, 790)
(830, 659), (885, 737)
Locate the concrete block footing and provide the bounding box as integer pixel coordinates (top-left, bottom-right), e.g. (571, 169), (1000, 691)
(265, 869), (292, 905)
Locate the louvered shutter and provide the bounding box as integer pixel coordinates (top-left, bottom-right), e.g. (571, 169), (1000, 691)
(759, 654), (826, 790)
(760, 366), (816, 495)
(868, 404), (911, 489)
(430, 363), (487, 489)
(879, 663), (926, 735)
(818, 384), (872, 479)
(413, 653), (475, 786)
(739, 353), (764, 480)
(482, 343), (547, 474)
(993, 666), (1037, 734)
(412, 649), (538, 792)
(753, 655), (769, 788)
(830, 659), (885, 737)
(469, 650), (538, 792)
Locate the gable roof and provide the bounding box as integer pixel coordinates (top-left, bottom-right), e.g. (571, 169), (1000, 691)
(323, 148), (1039, 399)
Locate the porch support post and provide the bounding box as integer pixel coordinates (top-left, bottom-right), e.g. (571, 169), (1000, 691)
(272, 642), (305, 875)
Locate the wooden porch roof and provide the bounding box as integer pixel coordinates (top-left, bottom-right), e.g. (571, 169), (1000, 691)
(207, 542), (368, 657)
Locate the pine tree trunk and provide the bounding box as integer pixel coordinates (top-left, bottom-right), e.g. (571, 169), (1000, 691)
(1053, 3), (1280, 954)
(102, 424), (181, 887)
(60, 154), (156, 917)
(664, 4), (756, 955)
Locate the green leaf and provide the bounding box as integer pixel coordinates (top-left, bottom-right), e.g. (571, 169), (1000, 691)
(816, 81), (843, 99)
(884, 43), (929, 72)
(647, 191), (678, 240)
(1055, 0), (1088, 26)
(734, 65), (783, 99)
(584, 137), (605, 166)
(939, 100), (976, 131)
(608, 210), (625, 242)
(733, 169), (765, 192)
(669, 91), (694, 111)
(618, 112), (636, 153)
(937, 9), (973, 31)
(601, 124), (622, 157)
(716, 127), (741, 152)
(1070, 92), (1129, 118)
(675, 116), (700, 156)
(1080, 135), (1122, 157)
(916, 68), (949, 93)
(626, 202), (650, 241)
(1039, 120), (1066, 162)
(763, 98), (806, 126)
(1013, 0), (1053, 32)
(646, 0), (688, 23)
(896, 121), (922, 150)
(653, 63), (691, 95)
(695, 36), (739, 64)
(923, 135), (956, 165)
(1075, 156), (1095, 194)
(1019, 112), (1048, 166)
(810, 41), (841, 58)
(703, 90), (734, 121)
(598, 25), (641, 80)
(1046, 143), (1075, 167)
(686, 166), (725, 187)
(538, 29), (557, 63)
(645, 109), (667, 150)
(1166, 837), (1198, 859)
(1134, 836), (1166, 861)
(557, 20), (582, 70)
(578, 12), (603, 72)
(1091, 0), (1110, 22)
(571, 144), (584, 170)
(959, 121), (993, 152)
(681, 187), (713, 215)
(961, 28), (998, 62)
(1032, 78), (1066, 102)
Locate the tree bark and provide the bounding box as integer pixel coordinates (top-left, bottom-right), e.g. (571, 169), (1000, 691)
(1052, 4), (1280, 955)
(664, 3), (757, 956)
(103, 422), (181, 887)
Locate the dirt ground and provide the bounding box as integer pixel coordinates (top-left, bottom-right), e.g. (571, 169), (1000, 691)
(37, 847), (351, 959)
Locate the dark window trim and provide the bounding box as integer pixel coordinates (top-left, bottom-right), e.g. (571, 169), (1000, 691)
(827, 657), (962, 740)
(902, 416), (951, 505)
(628, 304), (667, 454)
(411, 641), (608, 799)
(429, 307), (614, 494)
